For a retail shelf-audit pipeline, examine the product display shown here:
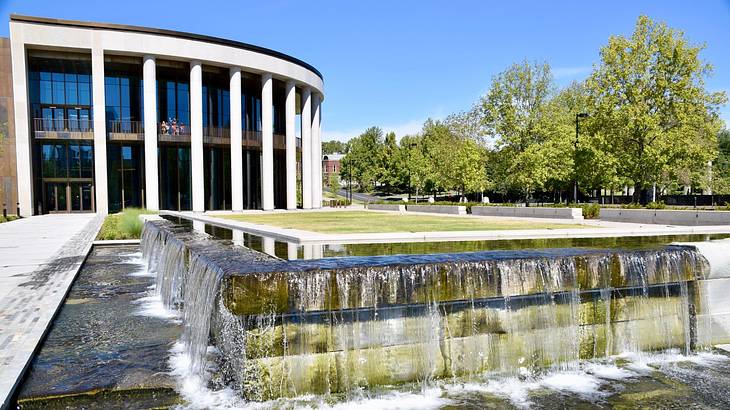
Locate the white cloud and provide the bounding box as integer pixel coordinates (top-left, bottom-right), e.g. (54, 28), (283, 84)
(553, 66), (591, 80)
(324, 117), (429, 142)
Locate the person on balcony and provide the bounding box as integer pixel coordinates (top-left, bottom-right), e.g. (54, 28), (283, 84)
(161, 120), (169, 135)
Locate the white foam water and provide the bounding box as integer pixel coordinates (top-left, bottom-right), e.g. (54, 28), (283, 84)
(132, 294), (181, 322)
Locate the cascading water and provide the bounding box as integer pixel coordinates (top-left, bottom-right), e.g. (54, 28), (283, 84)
(140, 218), (719, 404)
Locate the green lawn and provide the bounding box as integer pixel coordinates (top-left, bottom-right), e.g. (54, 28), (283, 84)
(218, 210), (582, 234)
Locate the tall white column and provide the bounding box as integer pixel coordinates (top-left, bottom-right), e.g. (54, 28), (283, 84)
(261, 73), (274, 211)
(91, 47), (108, 214)
(10, 33), (32, 216)
(143, 56), (159, 211)
(190, 61), (204, 212)
(230, 67), (243, 211)
(301, 87), (312, 209)
(311, 93), (322, 208)
(285, 80), (297, 210)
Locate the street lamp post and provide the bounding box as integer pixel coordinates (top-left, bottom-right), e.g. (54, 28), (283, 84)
(574, 113), (589, 204)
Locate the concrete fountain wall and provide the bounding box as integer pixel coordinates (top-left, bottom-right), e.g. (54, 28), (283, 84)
(140, 218), (729, 401)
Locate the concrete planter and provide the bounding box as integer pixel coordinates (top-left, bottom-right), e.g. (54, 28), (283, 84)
(472, 206), (583, 220)
(406, 204), (467, 215)
(600, 208), (730, 226)
(366, 203), (406, 212)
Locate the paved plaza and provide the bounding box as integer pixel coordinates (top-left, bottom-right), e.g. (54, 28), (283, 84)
(0, 214), (102, 408)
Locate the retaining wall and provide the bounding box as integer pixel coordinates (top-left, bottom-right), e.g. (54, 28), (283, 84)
(366, 203), (406, 212)
(600, 209), (730, 226)
(406, 205), (467, 215)
(472, 206), (583, 220)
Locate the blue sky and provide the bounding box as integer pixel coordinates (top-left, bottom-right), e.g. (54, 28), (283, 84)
(1, 0), (728, 141)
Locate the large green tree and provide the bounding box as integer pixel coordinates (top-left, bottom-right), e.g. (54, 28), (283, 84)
(479, 61), (572, 199)
(585, 15), (727, 202)
(339, 127), (385, 191)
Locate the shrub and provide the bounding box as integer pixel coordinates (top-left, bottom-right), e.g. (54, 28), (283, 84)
(580, 203), (601, 219)
(621, 203), (644, 209)
(97, 208), (156, 240)
(645, 201), (666, 209)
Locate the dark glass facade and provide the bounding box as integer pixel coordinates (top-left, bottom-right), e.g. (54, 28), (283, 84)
(107, 144), (144, 212)
(28, 54), (95, 213)
(38, 141), (94, 212)
(28, 55), (92, 131)
(204, 147), (231, 210)
(242, 148), (261, 209)
(242, 72), (261, 132)
(105, 60), (143, 126)
(159, 146), (192, 211)
(106, 59), (145, 213)
(203, 68), (230, 130)
(157, 61), (192, 211)
(157, 62), (190, 130)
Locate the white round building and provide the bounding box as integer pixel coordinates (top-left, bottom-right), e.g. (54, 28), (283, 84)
(9, 14), (324, 216)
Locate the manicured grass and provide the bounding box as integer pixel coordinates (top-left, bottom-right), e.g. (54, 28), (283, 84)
(97, 208), (156, 240)
(218, 210), (582, 234)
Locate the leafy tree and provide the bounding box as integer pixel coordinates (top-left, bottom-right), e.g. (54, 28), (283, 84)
(321, 140), (346, 155)
(711, 129), (730, 194)
(380, 131), (402, 192)
(452, 138), (490, 200)
(339, 127), (385, 191)
(479, 60), (570, 199)
(328, 171), (341, 194)
(585, 15), (727, 202)
(400, 134), (433, 201)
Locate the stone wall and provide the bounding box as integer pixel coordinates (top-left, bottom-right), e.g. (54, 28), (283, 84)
(0, 38), (17, 216)
(600, 208), (730, 226)
(472, 206), (583, 220)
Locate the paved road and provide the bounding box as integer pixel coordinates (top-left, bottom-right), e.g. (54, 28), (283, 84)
(0, 213), (102, 409)
(330, 188), (381, 203)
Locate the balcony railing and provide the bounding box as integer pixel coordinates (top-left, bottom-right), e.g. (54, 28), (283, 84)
(203, 126), (231, 146)
(33, 118), (93, 140)
(107, 120), (144, 141)
(243, 130), (262, 147)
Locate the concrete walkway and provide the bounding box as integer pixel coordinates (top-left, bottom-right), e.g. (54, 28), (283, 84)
(0, 213), (102, 409)
(165, 210), (730, 245)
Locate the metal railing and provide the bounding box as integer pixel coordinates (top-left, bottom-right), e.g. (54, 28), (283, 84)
(34, 118), (93, 133)
(107, 120), (144, 134)
(203, 126), (231, 139)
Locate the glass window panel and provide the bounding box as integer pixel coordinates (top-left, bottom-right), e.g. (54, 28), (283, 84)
(56, 183), (67, 211)
(78, 74), (90, 83)
(65, 82), (78, 105)
(40, 71), (51, 81)
(121, 84), (130, 107)
(54, 108), (65, 131)
(52, 72), (64, 82)
(79, 109), (91, 131)
(68, 143), (81, 178)
(68, 109), (79, 131)
(105, 76), (119, 86)
(78, 83), (91, 105)
(105, 83), (120, 107)
(65, 73), (77, 82)
(40, 80), (53, 104)
(80, 144), (94, 178)
(55, 144), (67, 178)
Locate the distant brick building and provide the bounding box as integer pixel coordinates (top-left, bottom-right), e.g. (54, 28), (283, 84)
(322, 153), (343, 181)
